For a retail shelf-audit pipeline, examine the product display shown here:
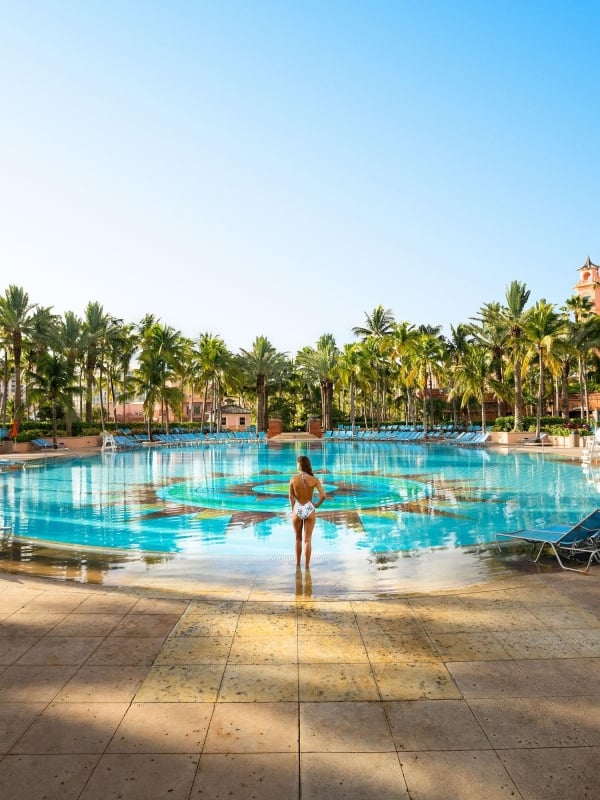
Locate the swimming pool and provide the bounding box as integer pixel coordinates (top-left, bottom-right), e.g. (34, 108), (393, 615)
(0, 440), (591, 562)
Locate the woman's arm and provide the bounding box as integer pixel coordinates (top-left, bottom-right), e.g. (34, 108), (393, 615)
(314, 478), (326, 508)
(289, 479), (296, 510)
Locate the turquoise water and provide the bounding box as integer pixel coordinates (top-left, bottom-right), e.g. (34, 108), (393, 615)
(0, 441), (593, 558)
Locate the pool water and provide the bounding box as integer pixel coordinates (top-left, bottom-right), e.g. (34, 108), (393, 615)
(0, 441), (592, 560)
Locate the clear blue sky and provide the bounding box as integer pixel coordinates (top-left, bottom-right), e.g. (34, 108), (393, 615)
(1, 1), (598, 355)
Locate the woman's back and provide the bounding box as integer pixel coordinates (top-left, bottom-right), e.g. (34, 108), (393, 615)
(290, 472), (319, 504)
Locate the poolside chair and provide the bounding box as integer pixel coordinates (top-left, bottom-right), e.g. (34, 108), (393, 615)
(31, 438), (66, 450)
(496, 508), (600, 573)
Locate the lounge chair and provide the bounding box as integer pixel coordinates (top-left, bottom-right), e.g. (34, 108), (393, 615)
(31, 438), (66, 450)
(496, 508), (600, 573)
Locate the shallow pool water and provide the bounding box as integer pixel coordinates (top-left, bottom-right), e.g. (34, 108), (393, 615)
(0, 440), (591, 561)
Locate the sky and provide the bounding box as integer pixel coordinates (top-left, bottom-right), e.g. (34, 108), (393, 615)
(1, 1), (599, 356)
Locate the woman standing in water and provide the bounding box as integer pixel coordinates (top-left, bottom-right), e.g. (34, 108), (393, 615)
(289, 455), (326, 568)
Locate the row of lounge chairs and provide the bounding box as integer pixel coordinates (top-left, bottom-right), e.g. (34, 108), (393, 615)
(103, 430), (267, 451)
(323, 428), (490, 446)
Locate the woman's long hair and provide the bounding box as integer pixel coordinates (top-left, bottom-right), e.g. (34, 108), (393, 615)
(297, 455), (314, 476)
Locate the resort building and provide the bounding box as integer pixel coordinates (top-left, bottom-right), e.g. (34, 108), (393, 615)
(574, 255), (600, 314)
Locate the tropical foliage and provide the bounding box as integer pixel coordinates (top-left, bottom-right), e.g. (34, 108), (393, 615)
(1, 280), (600, 438)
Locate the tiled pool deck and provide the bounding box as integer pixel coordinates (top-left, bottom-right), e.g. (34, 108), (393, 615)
(1, 564), (599, 800)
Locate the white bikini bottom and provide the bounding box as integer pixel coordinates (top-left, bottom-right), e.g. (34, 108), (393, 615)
(294, 500), (315, 520)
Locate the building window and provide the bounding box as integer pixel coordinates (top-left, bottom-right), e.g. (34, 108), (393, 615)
(239, 417), (246, 427)
(193, 404), (200, 415)
(221, 417), (227, 426)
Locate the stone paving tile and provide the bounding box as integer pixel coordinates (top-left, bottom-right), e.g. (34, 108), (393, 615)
(0, 703), (47, 753)
(55, 665), (149, 703)
(48, 613), (125, 637)
(385, 699), (491, 751)
(192, 753), (299, 799)
(299, 663), (380, 701)
(0, 664), (79, 702)
(86, 635), (167, 665)
(79, 753), (199, 800)
(16, 592), (89, 614)
(108, 702), (213, 753)
(371, 660), (462, 701)
(468, 697), (592, 748)
(399, 750), (519, 800)
(108, 613), (180, 638)
(0, 753), (100, 800)
(0, 636), (38, 665)
(298, 634), (369, 663)
(493, 629), (580, 659)
(446, 659), (540, 698)
(363, 632), (440, 662)
(16, 635), (103, 666)
(204, 701), (298, 752)
(429, 631), (512, 661)
(11, 702), (129, 754)
(170, 613), (240, 637)
(218, 664), (299, 702)
(499, 746), (600, 800)
(129, 597), (189, 615)
(555, 627), (600, 656)
(235, 613), (298, 636)
(75, 593), (138, 615)
(300, 752), (408, 800)
(155, 634), (233, 664)
(3, 611), (67, 636)
(300, 701), (395, 752)
(526, 603), (600, 629)
(548, 696), (600, 746)
(135, 664), (225, 702)
(228, 634), (298, 664)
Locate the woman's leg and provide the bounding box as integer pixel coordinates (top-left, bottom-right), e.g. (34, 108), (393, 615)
(293, 515), (304, 566)
(302, 514), (316, 567)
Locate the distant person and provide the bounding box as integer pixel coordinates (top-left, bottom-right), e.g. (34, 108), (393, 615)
(289, 454), (326, 568)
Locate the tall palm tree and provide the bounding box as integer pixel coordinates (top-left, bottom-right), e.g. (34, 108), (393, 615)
(296, 334), (339, 432)
(56, 311), (84, 434)
(352, 305), (395, 338)
(238, 336), (288, 432)
(137, 323), (185, 432)
(0, 285), (38, 429)
(523, 300), (569, 438)
(29, 353), (80, 448)
(82, 302), (112, 425)
(448, 342), (493, 431)
(499, 281), (531, 431)
(352, 305), (395, 425)
(196, 333), (232, 430)
(407, 327), (446, 430)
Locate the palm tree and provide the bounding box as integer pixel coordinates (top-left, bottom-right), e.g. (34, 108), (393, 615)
(0, 285), (38, 429)
(407, 326), (446, 430)
(196, 333), (232, 430)
(448, 342), (493, 431)
(82, 302), (111, 425)
(523, 300), (569, 439)
(56, 311), (84, 434)
(352, 305), (395, 338)
(499, 281), (531, 431)
(238, 336), (288, 432)
(296, 334), (339, 432)
(29, 353), (80, 448)
(137, 323), (185, 432)
(353, 305), (395, 425)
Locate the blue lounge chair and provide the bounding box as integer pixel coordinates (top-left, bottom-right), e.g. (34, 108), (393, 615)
(31, 438), (66, 450)
(496, 508), (600, 573)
